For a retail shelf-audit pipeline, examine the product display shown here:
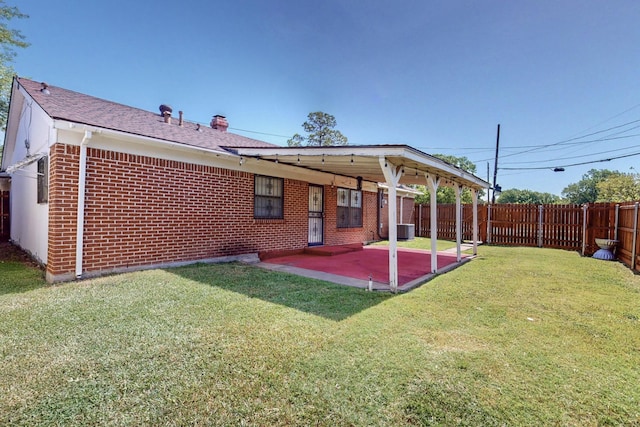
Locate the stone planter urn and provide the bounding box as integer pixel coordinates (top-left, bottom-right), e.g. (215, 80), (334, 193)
(593, 238), (619, 260)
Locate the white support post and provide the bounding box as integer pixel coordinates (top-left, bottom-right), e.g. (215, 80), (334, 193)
(472, 189), (478, 255)
(426, 174), (440, 273)
(379, 157), (401, 292)
(455, 184), (462, 262)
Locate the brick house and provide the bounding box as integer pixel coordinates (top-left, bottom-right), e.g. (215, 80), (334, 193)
(2, 77), (487, 288)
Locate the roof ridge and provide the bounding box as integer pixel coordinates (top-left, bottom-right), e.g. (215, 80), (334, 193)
(18, 76), (173, 121)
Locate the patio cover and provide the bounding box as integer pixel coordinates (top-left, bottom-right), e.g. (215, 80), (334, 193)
(233, 145), (490, 292)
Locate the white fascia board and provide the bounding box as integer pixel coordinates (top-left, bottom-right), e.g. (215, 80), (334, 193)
(5, 153), (46, 174)
(235, 145), (404, 158)
(400, 147), (489, 189)
(52, 120), (374, 191)
(378, 183), (421, 197)
(236, 145), (489, 190)
(53, 120), (233, 158)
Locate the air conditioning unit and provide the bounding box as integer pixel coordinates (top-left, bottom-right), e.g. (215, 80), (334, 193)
(397, 224), (415, 240)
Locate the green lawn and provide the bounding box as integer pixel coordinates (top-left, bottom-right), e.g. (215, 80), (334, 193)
(1, 245), (639, 426)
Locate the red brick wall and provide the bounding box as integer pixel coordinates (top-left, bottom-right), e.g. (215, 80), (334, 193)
(323, 187), (379, 245)
(81, 148), (312, 273)
(46, 144), (380, 279)
(47, 144), (80, 277)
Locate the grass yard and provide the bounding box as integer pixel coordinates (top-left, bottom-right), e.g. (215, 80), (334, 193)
(1, 242), (639, 426)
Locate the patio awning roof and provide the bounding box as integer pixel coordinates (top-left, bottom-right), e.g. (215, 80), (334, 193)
(231, 144), (489, 190)
(233, 144), (487, 292)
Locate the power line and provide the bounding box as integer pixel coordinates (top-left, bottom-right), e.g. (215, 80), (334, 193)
(562, 102), (640, 137)
(499, 150), (640, 170)
(478, 119), (640, 163)
(228, 127), (291, 139)
(502, 143), (640, 165)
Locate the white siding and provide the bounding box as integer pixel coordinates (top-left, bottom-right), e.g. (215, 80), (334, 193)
(7, 89), (53, 264)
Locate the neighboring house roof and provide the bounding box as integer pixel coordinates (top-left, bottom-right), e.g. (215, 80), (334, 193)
(15, 77), (276, 152)
(378, 183), (422, 197)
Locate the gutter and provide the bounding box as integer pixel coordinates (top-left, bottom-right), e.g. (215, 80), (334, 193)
(75, 130), (92, 278)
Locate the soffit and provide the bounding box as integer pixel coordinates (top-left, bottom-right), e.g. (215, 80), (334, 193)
(232, 145), (489, 190)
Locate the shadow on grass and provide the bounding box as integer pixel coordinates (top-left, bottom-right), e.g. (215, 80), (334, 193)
(166, 262), (393, 321)
(0, 261), (47, 296)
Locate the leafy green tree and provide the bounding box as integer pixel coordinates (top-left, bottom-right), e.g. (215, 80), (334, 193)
(561, 169), (622, 204)
(496, 188), (561, 204)
(414, 154), (483, 204)
(287, 112), (348, 146)
(0, 2), (29, 130)
(595, 173), (640, 202)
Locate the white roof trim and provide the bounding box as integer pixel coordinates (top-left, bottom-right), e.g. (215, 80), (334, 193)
(5, 153), (47, 174)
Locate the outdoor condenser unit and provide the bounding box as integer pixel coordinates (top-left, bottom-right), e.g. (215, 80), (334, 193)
(397, 224), (415, 241)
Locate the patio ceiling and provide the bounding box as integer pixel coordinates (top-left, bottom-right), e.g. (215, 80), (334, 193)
(231, 145), (489, 190)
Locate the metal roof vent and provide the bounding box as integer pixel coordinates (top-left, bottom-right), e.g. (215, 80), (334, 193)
(159, 104), (173, 116)
(159, 104), (173, 124)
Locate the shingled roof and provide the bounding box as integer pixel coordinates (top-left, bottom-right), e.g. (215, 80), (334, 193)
(16, 77), (276, 152)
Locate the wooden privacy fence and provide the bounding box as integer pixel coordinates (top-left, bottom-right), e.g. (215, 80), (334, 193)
(415, 202), (640, 273)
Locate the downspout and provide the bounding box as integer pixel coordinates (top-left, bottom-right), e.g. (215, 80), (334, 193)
(76, 131), (92, 278)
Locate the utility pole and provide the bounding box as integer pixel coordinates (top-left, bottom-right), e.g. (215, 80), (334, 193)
(491, 124), (500, 204)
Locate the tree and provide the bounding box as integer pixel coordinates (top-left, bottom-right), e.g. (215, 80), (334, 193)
(287, 112), (348, 147)
(414, 154), (483, 204)
(596, 173), (640, 202)
(0, 3), (29, 130)
(561, 169), (623, 204)
(496, 188), (561, 204)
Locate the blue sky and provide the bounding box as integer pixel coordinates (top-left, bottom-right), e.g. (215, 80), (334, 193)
(9, 0), (640, 196)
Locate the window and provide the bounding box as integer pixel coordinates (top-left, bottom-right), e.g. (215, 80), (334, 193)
(337, 188), (362, 228)
(254, 175), (283, 219)
(37, 156), (48, 204)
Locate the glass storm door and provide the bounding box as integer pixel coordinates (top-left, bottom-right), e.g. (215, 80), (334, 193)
(308, 185), (324, 246)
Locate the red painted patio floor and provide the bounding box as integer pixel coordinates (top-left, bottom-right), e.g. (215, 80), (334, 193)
(265, 245), (465, 286)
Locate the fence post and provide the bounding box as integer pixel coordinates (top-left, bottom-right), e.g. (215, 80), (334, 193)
(581, 204), (588, 256)
(418, 204), (422, 237)
(538, 205), (544, 248)
(614, 204), (619, 241)
(632, 202), (639, 271)
(487, 204), (492, 244)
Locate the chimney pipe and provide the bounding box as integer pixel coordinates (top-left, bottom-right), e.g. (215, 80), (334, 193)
(210, 115), (229, 132)
(178, 111), (184, 127)
(163, 111), (171, 124)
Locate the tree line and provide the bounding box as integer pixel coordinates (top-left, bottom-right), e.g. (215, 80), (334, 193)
(497, 169), (640, 205)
